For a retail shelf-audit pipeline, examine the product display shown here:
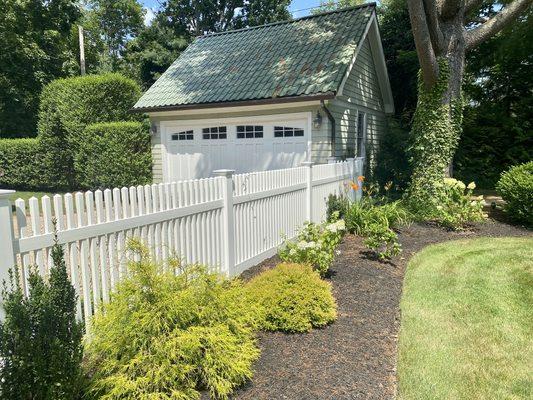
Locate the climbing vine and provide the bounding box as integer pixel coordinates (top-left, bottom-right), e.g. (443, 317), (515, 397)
(405, 58), (464, 216)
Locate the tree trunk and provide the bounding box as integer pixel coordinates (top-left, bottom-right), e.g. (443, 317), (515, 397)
(406, 23), (466, 210)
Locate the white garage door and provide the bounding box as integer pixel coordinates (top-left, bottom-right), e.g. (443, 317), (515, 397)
(163, 114), (310, 181)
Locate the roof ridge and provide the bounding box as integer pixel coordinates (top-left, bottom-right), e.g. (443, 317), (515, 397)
(197, 2), (376, 39)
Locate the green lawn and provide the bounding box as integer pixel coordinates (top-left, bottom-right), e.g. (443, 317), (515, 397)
(398, 237), (533, 400)
(8, 190), (61, 203)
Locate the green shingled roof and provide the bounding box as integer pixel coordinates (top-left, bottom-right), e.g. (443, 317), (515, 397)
(133, 4), (375, 111)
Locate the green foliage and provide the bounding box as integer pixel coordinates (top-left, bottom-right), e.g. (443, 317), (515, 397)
(37, 73), (141, 189)
(312, 0), (365, 14)
(343, 196), (409, 259)
(0, 239), (84, 399)
(434, 178), (486, 230)
(245, 263), (337, 333)
(75, 121), (151, 189)
(0, 138), (45, 190)
(124, 13), (189, 89)
(496, 162), (533, 226)
(278, 215), (345, 277)
(412, 178), (486, 230)
(83, 0), (145, 73)
(405, 59), (463, 211)
(0, 0), (81, 138)
(378, 0), (418, 121)
(374, 117), (411, 194)
(454, 9), (532, 188)
(85, 241), (259, 400)
(326, 193), (350, 221)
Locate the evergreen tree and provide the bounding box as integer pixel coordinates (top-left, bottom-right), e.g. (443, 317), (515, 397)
(0, 236), (83, 399)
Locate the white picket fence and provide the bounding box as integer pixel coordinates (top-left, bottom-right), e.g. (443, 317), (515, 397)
(0, 159), (363, 323)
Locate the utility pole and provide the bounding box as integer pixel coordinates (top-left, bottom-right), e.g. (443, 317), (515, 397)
(78, 25), (86, 76)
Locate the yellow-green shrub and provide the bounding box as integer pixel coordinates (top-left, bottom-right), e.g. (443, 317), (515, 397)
(84, 243), (259, 400)
(246, 263), (337, 333)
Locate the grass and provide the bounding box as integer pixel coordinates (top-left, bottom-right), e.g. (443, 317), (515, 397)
(398, 237), (533, 400)
(7, 191), (63, 203)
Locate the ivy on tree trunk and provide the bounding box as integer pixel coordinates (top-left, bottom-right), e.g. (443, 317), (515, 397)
(405, 0), (531, 208)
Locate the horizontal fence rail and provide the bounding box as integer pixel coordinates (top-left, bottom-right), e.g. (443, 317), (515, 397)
(0, 158), (363, 323)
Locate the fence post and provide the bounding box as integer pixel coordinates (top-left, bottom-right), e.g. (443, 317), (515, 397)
(213, 170), (235, 277)
(302, 162), (314, 222)
(0, 190), (17, 319)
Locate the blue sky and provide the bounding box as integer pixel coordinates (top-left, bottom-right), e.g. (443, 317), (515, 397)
(140, 0), (325, 24)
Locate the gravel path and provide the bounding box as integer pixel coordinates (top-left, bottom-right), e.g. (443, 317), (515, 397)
(230, 218), (531, 400)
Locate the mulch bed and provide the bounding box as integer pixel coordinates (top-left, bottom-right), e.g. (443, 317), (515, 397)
(230, 217), (531, 400)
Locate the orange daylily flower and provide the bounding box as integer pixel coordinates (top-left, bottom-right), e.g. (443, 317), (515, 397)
(350, 181), (359, 191)
(357, 175), (365, 182)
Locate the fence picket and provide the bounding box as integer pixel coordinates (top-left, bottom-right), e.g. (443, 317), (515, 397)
(4, 161), (357, 322)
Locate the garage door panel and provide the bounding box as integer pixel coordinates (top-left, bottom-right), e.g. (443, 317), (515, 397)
(167, 117), (309, 180)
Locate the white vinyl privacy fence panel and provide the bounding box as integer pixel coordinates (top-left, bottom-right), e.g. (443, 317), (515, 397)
(0, 159), (363, 323)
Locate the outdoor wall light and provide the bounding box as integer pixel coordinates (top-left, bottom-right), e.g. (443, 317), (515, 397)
(313, 110), (323, 129)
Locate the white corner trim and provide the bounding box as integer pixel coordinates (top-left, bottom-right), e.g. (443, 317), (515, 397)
(337, 13), (376, 97)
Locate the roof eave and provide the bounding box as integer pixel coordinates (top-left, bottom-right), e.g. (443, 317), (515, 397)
(130, 92), (336, 114)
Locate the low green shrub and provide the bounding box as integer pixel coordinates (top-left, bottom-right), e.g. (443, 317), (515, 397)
(496, 162), (533, 226)
(75, 121), (151, 189)
(246, 263), (337, 333)
(84, 241), (259, 400)
(278, 215), (345, 276)
(0, 138), (45, 190)
(0, 240), (84, 399)
(38, 73), (142, 189)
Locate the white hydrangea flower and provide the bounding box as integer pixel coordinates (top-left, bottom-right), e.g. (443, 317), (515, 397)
(297, 241), (308, 250)
(336, 219), (346, 231)
(457, 181), (466, 190)
(326, 223), (338, 233)
(305, 241), (317, 249)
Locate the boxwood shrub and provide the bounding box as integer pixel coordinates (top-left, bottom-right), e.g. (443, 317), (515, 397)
(0, 138), (45, 190)
(84, 242), (260, 400)
(75, 121), (151, 189)
(38, 73), (141, 189)
(496, 161), (533, 226)
(246, 263), (337, 333)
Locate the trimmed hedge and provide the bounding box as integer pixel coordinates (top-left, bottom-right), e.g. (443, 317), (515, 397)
(496, 161), (533, 226)
(75, 121), (152, 189)
(0, 138), (44, 190)
(38, 73), (142, 189)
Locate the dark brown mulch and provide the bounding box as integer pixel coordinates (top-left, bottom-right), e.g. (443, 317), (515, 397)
(230, 218), (531, 400)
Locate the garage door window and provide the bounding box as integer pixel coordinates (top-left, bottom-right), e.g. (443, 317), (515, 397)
(237, 125), (263, 138)
(274, 126), (304, 137)
(202, 126), (227, 139)
(171, 130), (194, 140)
